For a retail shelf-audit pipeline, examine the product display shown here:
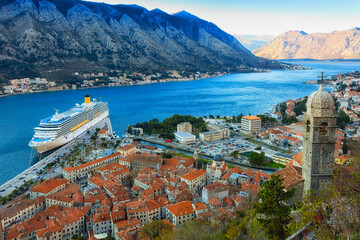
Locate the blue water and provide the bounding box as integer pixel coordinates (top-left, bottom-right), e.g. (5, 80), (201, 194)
(0, 60), (360, 184)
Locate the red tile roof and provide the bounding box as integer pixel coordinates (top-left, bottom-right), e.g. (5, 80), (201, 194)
(31, 178), (69, 194)
(166, 201), (194, 217)
(208, 197), (222, 206)
(181, 169), (206, 181)
(273, 165), (303, 190)
(204, 182), (227, 191)
(63, 152), (121, 172)
(193, 202), (208, 211)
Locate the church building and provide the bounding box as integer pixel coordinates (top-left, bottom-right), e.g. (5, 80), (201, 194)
(275, 84), (336, 202)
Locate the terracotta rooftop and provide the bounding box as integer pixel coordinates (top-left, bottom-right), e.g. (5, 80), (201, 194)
(118, 144), (136, 151)
(0, 196), (45, 220)
(193, 202), (208, 211)
(204, 182), (227, 191)
(181, 169), (206, 181)
(241, 182), (260, 195)
(116, 218), (142, 231)
(242, 115), (260, 120)
(290, 152), (303, 167)
(31, 178), (69, 194)
(229, 167), (243, 174)
(93, 212), (111, 223)
(164, 158), (180, 167)
(221, 172), (231, 180)
(46, 185), (83, 204)
(208, 197), (222, 206)
(63, 152), (121, 172)
(273, 165), (304, 190)
(97, 162), (126, 173)
(166, 201), (194, 217)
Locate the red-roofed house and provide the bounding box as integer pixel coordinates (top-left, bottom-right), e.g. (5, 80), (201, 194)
(273, 165), (304, 204)
(181, 169), (206, 191)
(192, 202), (209, 217)
(166, 201), (195, 226)
(93, 212), (112, 235)
(30, 178), (70, 199)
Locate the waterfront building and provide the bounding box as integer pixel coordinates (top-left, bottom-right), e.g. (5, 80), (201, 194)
(63, 152), (122, 183)
(30, 178), (70, 199)
(199, 131), (221, 142)
(166, 201), (195, 226)
(302, 85), (336, 195)
(272, 153), (293, 165)
(241, 115), (261, 134)
(177, 122), (192, 133)
(202, 182), (229, 204)
(174, 131), (196, 144)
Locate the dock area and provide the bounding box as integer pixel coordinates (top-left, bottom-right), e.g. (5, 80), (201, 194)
(0, 117), (112, 197)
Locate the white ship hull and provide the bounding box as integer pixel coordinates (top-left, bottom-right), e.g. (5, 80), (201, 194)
(30, 110), (109, 153)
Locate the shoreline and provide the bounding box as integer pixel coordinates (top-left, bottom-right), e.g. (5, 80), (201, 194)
(0, 64), (307, 99)
(0, 74), (226, 99)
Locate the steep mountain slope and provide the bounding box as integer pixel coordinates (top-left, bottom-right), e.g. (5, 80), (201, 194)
(253, 28), (360, 60)
(0, 0), (286, 82)
(234, 34), (275, 51)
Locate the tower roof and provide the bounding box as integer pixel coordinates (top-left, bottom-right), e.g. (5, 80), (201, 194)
(306, 85), (334, 117)
(306, 85), (334, 109)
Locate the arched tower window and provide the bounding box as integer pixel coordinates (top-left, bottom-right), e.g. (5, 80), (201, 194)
(306, 120), (311, 132)
(320, 122), (328, 135)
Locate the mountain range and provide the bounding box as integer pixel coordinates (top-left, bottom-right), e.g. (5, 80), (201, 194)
(233, 34), (274, 51)
(254, 28), (360, 60)
(0, 0), (287, 83)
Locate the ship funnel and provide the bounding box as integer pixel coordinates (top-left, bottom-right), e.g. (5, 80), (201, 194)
(84, 95), (91, 104)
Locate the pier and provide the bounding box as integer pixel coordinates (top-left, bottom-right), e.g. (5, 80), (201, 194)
(0, 117), (112, 197)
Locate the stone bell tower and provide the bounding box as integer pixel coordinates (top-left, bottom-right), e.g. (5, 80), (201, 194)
(302, 85), (336, 195)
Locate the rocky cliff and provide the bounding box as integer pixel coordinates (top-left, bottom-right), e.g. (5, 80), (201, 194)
(0, 0), (286, 82)
(253, 28), (360, 60)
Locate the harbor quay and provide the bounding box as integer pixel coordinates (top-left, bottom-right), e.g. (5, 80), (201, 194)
(0, 116), (112, 197)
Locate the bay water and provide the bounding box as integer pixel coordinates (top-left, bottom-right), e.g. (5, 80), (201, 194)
(0, 60), (360, 184)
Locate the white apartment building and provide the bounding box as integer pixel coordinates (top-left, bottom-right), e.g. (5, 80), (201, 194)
(241, 115), (261, 134)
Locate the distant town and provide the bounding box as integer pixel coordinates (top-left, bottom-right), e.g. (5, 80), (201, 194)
(0, 69), (359, 239)
(0, 63), (307, 97)
(0, 70), (226, 97)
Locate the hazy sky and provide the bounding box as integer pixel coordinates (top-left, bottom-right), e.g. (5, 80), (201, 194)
(86, 0), (360, 36)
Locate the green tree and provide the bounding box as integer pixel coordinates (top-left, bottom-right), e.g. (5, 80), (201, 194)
(253, 174), (295, 240)
(337, 110), (351, 129)
(230, 150), (239, 158)
(249, 151), (265, 166)
(293, 97), (308, 115)
(141, 220), (173, 239)
(342, 137), (348, 154)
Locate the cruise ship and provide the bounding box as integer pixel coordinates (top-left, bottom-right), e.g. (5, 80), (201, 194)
(29, 95), (109, 153)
